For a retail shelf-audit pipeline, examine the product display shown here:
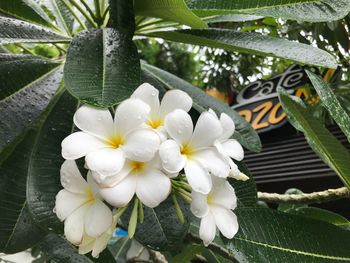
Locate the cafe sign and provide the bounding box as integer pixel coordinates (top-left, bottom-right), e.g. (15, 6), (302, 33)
(232, 65), (316, 133)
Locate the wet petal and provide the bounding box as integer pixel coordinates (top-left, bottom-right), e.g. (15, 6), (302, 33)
(123, 129), (160, 162)
(131, 83), (160, 119)
(159, 139), (186, 173)
(91, 163), (132, 187)
(184, 160), (212, 194)
(221, 139), (244, 161)
(219, 113), (235, 140)
(64, 203), (90, 245)
(84, 200), (113, 238)
(195, 148), (230, 178)
(100, 174), (137, 207)
(160, 89), (192, 117)
(210, 177), (237, 210)
(191, 191), (209, 218)
(74, 105), (114, 140)
(60, 160), (88, 194)
(136, 169), (171, 208)
(211, 206), (239, 239)
(164, 109), (193, 145)
(114, 98), (150, 136)
(191, 112), (222, 149)
(85, 148), (125, 176)
(199, 213), (216, 247)
(55, 189), (88, 221)
(61, 132), (107, 160)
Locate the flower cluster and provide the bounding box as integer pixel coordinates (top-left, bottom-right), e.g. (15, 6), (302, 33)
(55, 83), (247, 256)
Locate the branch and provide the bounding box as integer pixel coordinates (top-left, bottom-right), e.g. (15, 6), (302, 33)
(258, 187), (350, 204)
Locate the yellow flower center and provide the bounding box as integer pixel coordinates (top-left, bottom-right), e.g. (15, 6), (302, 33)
(85, 188), (95, 202)
(207, 193), (214, 205)
(181, 144), (194, 159)
(130, 161), (146, 172)
(107, 133), (124, 148)
(147, 118), (163, 129)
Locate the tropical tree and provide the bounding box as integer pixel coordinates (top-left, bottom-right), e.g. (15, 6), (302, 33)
(1, 0), (350, 262)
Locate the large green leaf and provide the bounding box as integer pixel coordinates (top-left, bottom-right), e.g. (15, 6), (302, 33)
(27, 91), (78, 231)
(0, 131), (46, 253)
(64, 28), (140, 107)
(109, 0), (135, 37)
(307, 70), (350, 143)
(0, 0), (52, 26)
(285, 207), (350, 230)
(134, 0), (207, 29)
(121, 197), (190, 251)
(0, 54), (63, 153)
(278, 88), (350, 189)
(147, 29), (337, 69)
(187, 0), (350, 22)
(141, 62), (261, 152)
(191, 208), (350, 262)
(0, 16), (70, 44)
(39, 233), (116, 263)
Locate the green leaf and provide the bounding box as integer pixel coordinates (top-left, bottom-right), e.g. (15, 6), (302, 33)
(0, 54), (63, 153)
(202, 249), (231, 263)
(187, 0), (350, 22)
(121, 196), (190, 251)
(191, 208), (350, 262)
(285, 207), (350, 230)
(141, 62), (262, 152)
(134, 0), (207, 29)
(229, 162), (257, 207)
(0, 0), (53, 27)
(39, 233), (116, 263)
(109, 0), (135, 37)
(306, 70), (350, 143)
(278, 88), (350, 189)
(27, 91), (78, 231)
(147, 29), (337, 69)
(64, 28), (140, 107)
(205, 14), (262, 23)
(173, 244), (204, 263)
(0, 131), (46, 253)
(0, 16), (70, 44)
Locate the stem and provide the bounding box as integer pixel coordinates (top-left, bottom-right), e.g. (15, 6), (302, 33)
(186, 234), (239, 263)
(61, 0), (87, 30)
(258, 187), (350, 204)
(79, 0), (98, 21)
(94, 0), (102, 20)
(68, 0), (97, 27)
(15, 44), (36, 55)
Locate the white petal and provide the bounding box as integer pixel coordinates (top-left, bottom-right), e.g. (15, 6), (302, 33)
(123, 129), (160, 162)
(184, 160), (212, 194)
(85, 148), (125, 176)
(191, 112), (223, 149)
(84, 200), (113, 238)
(74, 105), (114, 140)
(79, 234), (95, 255)
(92, 231), (112, 258)
(190, 191), (209, 218)
(159, 140), (186, 173)
(61, 132), (108, 160)
(211, 206), (239, 239)
(160, 89), (192, 117)
(60, 160), (88, 194)
(91, 164), (132, 187)
(195, 148), (230, 178)
(221, 139), (244, 161)
(114, 98), (150, 137)
(164, 109), (193, 145)
(219, 113), (235, 140)
(136, 169), (171, 208)
(228, 159), (240, 177)
(100, 174), (137, 207)
(210, 177), (237, 210)
(155, 126), (168, 142)
(199, 213), (216, 247)
(131, 83), (160, 119)
(55, 190), (88, 221)
(64, 203), (90, 245)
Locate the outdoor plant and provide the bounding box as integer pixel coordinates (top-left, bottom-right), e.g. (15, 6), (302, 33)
(1, 0), (350, 262)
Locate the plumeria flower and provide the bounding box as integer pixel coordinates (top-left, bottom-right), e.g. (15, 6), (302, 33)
(159, 109), (230, 194)
(99, 154), (171, 208)
(191, 176), (239, 246)
(61, 99), (160, 184)
(208, 110), (248, 181)
(131, 83), (192, 141)
(55, 160), (113, 245)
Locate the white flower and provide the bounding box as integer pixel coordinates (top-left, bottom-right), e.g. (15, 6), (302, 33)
(209, 110), (248, 181)
(99, 154), (171, 208)
(159, 109), (230, 194)
(61, 99), (161, 184)
(131, 83), (192, 140)
(191, 176), (239, 246)
(55, 160), (113, 245)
